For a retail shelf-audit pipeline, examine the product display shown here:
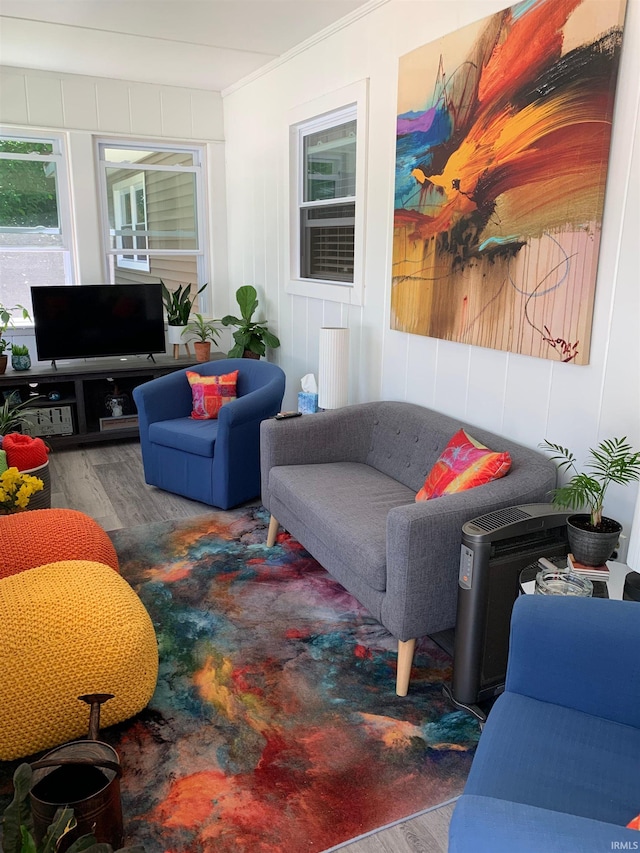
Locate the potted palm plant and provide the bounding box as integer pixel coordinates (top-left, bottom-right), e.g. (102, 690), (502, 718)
(161, 280), (207, 349)
(221, 285), (280, 359)
(182, 313), (221, 362)
(0, 302), (30, 375)
(540, 437), (640, 566)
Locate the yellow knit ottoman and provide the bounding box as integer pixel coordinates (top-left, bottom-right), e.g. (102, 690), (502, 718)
(0, 560), (158, 760)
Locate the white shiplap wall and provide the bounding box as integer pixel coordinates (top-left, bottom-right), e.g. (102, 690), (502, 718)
(0, 65), (232, 355)
(222, 0), (640, 548)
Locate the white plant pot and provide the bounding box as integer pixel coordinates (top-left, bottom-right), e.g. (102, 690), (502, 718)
(167, 325), (187, 346)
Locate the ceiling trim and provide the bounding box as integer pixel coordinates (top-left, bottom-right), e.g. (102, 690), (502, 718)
(221, 0), (389, 98)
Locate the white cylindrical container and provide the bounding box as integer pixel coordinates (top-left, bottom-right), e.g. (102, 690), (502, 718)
(318, 327), (349, 410)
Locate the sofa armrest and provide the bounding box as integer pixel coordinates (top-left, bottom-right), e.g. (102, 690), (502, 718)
(506, 595), (640, 728)
(260, 404), (378, 508)
(449, 795), (638, 853)
(381, 465), (559, 641)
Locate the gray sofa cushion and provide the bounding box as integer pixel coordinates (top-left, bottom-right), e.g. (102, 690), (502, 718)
(268, 462), (415, 591)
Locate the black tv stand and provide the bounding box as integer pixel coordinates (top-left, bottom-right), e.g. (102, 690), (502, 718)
(146, 353), (156, 363)
(0, 354), (221, 449)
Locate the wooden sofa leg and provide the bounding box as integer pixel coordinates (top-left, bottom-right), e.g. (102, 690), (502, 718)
(396, 638), (416, 697)
(267, 515), (279, 547)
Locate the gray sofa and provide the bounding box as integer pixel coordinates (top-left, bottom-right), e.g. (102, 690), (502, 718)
(260, 401), (556, 695)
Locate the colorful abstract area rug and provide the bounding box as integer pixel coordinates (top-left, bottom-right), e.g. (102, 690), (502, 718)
(4, 507), (480, 852)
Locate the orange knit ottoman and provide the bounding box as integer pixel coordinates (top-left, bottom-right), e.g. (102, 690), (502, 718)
(0, 508), (119, 579)
(0, 559), (158, 760)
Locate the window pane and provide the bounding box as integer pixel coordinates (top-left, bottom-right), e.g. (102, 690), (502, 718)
(301, 203), (355, 282)
(106, 255), (204, 311)
(0, 159), (60, 232)
(0, 251), (69, 317)
(103, 148), (194, 167)
(0, 139), (53, 155)
(106, 167), (197, 251)
(303, 120), (356, 203)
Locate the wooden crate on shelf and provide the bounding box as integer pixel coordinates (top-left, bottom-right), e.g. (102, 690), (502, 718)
(99, 414), (139, 432)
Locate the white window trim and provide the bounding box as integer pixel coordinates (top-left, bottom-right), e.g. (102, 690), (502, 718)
(286, 79), (368, 306)
(112, 173), (150, 272)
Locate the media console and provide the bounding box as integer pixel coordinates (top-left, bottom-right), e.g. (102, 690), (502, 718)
(0, 355), (222, 449)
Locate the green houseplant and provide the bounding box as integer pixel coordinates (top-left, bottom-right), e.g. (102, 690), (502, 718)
(160, 281), (206, 327)
(1, 763), (143, 853)
(221, 285), (280, 359)
(0, 394), (37, 436)
(0, 303), (30, 374)
(181, 313), (221, 362)
(540, 437), (640, 566)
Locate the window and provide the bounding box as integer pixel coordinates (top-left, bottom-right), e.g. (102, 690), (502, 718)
(288, 81), (368, 305)
(0, 131), (74, 318)
(97, 141), (208, 312)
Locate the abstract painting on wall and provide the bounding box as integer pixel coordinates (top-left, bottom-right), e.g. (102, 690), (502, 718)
(392, 0), (627, 364)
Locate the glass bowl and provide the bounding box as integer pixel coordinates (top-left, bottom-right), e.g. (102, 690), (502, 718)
(534, 568), (593, 597)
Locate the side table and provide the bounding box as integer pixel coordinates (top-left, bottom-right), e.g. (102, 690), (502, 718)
(519, 559), (630, 599)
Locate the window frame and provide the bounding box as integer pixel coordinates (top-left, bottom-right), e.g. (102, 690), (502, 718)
(0, 127), (75, 322)
(96, 138), (209, 312)
(287, 80), (368, 306)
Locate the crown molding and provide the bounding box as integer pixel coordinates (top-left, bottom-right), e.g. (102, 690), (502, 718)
(222, 0), (390, 98)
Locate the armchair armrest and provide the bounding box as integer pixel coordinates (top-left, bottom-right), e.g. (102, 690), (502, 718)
(506, 595), (640, 728)
(133, 369), (192, 425)
(449, 795), (638, 853)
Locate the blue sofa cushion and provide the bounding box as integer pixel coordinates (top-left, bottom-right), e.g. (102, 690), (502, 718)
(449, 795), (640, 853)
(149, 417), (219, 457)
(464, 691), (640, 827)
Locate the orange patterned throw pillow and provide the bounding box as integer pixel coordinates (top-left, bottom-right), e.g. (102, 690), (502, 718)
(416, 428), (511, 501)
(187, 370), (238, 420)
(628, 814), (640, 830)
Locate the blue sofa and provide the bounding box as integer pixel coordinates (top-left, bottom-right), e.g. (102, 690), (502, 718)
(449, 594), (640, 852)
(133, 358), (285, 509)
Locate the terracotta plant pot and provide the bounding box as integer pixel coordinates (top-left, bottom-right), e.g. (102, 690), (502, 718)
(194, 341), (211, 362)
(0, 355), (7, 374)
(243, 350), (260, 360)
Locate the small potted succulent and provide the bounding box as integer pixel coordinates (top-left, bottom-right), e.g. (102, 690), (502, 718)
(221, 285), (280, 359)
(182, 313), (221, 362)
(10, 342), (31, 371)
(541, 437), (640, 566)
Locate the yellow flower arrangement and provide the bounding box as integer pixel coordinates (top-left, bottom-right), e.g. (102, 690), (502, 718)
(0, 467), (44, 514)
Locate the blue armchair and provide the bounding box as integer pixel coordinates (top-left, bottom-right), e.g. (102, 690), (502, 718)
(449, 594), (640, 852)
(133, 358), (285, 509)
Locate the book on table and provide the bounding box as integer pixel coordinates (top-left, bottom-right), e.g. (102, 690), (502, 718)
(567, 552), (610, 580)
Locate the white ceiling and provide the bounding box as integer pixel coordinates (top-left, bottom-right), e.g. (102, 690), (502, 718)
(0, 0), (371, 92)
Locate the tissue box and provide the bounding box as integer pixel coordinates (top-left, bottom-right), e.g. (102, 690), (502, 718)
(298, 392), (318, 414)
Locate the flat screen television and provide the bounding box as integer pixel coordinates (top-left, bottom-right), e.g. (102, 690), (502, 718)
(31, 283), (166, 363)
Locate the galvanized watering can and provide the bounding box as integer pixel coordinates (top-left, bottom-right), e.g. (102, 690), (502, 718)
(30, 693), (124, 851)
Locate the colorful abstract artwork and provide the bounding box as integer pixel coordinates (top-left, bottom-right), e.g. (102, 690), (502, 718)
(392, 0), (627, 364)
(0, 508), (478, 852)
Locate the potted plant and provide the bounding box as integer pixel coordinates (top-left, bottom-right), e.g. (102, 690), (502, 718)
(221, 285), (280, 359)
(161, 280), (207, 349)
(10, 342), (31, 371)
(0, 303), (30, 375)
(540, 437), (640, 566)
(182, 313), (221, 362)
(0, 393), (38, 435)
(2, 763), (142, 852)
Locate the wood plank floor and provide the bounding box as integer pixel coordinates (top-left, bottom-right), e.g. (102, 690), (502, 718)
(50, 439), (456, 852)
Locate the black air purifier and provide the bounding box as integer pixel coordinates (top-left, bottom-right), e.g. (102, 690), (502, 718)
(449, 503), (571, 713)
